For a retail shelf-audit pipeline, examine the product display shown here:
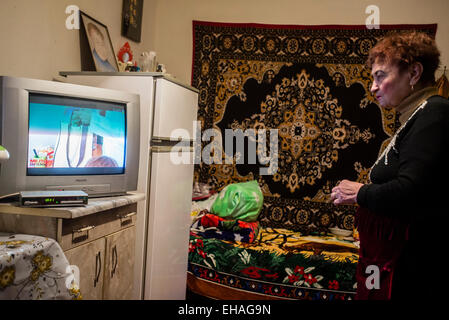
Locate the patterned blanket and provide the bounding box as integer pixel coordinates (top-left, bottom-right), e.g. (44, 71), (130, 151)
(188, 227), (359, 300)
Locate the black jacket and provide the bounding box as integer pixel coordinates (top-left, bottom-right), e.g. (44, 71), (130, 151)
(358, 95), (449, 225)
(356, 95), (449, 299)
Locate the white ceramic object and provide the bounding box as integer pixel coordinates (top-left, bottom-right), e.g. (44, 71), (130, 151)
(329, 227), (352, 237)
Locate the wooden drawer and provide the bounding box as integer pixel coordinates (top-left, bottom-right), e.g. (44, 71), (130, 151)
(60, 203), (137, 251)
(0, 213), (59, 239)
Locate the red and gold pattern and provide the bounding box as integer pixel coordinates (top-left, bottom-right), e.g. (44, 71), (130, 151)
(192, 21), (437, 229)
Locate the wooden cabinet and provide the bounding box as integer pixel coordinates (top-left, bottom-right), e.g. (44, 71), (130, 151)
(64, 237), (105, 300)
(103, 226), (135, 300)
(64, 225), (136, 300)
(0, 194), (143, 300)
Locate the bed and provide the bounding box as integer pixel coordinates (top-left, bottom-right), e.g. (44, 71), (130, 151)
(187, 195), (359, 301)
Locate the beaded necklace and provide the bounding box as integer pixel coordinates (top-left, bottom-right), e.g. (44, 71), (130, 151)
(370, 100), (428, 179)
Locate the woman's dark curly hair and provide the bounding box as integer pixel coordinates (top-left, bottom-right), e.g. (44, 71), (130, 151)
(367, 31), (440, 85)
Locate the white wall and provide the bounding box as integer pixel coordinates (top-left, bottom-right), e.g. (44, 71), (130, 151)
(1, 0), (447, 84)
(0, 0), (157, 80)
(150, 0), (449, 85)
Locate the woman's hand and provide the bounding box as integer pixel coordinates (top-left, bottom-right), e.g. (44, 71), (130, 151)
(331, 180), (364, 205)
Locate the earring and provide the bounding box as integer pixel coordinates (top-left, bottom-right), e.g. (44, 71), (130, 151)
(411, 83), (414, 91)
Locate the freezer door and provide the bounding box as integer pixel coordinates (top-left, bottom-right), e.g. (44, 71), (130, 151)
(153, 78), (198, 141)
(144, 150), (194, 299)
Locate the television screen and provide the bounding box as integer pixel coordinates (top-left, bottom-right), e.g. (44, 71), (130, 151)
(27, 93), (126, 176)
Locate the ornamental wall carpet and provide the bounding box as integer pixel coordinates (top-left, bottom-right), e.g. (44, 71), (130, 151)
(191, 21), (437, 232)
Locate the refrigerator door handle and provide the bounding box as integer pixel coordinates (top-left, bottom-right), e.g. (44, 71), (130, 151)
(150, 138), (193, 148)
(151, 137), (194, 144)
(150, 146), (194, 153)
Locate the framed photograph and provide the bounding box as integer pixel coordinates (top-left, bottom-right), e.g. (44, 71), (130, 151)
(121, 0), (144, 43)
(79, 11), (119, 72)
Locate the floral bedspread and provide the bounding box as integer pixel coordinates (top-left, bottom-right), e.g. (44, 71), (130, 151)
(188, 227), (358, 300)
(0, 233), (81, 300)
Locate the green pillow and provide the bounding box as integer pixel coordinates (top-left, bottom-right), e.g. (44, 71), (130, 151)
(210, 180), (263, 222)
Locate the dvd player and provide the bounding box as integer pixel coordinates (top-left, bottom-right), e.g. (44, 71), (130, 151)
(19, 190), (88, 207)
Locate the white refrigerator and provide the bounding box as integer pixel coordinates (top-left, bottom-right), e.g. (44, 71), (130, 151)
(60, 72), (198, 299)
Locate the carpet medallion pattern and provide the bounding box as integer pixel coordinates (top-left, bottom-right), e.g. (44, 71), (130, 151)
(192, 21), (437, 231)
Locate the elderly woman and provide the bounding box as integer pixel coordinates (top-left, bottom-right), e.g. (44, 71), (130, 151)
(331, 32), (448, 300)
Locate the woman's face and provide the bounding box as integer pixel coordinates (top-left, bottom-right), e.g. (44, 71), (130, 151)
(90, 30), (109, 61)
(370, 60), (412, 108)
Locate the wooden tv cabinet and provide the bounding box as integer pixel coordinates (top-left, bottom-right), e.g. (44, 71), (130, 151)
(0, 192), (144, 300)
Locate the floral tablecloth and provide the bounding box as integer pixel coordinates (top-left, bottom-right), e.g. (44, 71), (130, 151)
(0, 233), (81, 300)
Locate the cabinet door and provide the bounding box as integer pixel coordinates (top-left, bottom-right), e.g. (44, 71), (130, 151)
(103, 226), (136, 300)
(64, 237), (105, 300)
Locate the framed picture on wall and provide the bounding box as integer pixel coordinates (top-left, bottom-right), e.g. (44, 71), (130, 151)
(121, 0), (144, 43)
(79, 11), (119, 72)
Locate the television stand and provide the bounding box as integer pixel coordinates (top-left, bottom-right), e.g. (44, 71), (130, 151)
(0, 192), (145, 300)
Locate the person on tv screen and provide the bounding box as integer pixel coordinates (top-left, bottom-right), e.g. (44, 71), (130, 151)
(85, 155), (118, 168)
(87, 22), (116, 72)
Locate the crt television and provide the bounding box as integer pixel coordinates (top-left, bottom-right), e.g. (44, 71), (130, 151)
(0, 76), (140, 197)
